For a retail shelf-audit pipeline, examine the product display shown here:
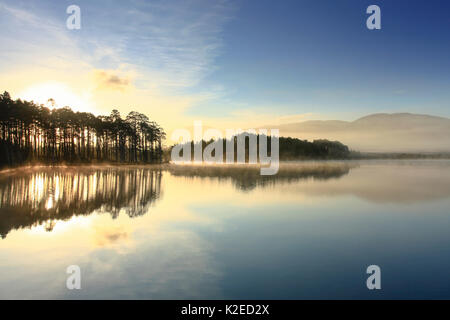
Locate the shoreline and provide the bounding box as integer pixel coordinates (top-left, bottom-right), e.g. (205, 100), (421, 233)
(2, 158), (450, 176)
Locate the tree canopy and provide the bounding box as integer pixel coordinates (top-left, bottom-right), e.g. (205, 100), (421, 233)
(170, 133), (351, 162)
(0, 91), (165, 167)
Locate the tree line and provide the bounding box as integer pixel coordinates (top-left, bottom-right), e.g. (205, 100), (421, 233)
(170, 134), (351, 162)
(278, 137), (350, 159)
(0, 91), (165, 167)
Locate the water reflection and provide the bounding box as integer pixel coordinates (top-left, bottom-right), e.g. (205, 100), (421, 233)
(1, 161), (450, 299)
(168, 160), (450, 203)
(0, 167), (162, 238)
(0, 163), (352, 239)
(3, 161), (450, 239)
(167, 162), (353, 191)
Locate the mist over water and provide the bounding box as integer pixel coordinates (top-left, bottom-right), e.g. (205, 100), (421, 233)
(1, 160), (450, 299)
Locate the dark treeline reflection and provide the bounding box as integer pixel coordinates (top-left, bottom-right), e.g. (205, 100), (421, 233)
(168, 163), (353, 191)
(0, 167), (162, 238)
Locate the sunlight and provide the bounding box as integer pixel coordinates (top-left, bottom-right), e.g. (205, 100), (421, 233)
(18, 82), (94, 113)
(27, 215), (94, 236)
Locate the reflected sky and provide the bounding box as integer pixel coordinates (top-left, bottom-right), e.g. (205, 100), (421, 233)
(1, 161), (450, 299)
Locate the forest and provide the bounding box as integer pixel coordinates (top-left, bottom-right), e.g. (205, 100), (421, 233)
(171, 134), (351, 162)
(278, 136), (350, 159)
(0, 89), (351, 169)
(0, 91), (166, 168)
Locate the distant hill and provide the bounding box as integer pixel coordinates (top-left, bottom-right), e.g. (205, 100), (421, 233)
(271, 113), (450, 153)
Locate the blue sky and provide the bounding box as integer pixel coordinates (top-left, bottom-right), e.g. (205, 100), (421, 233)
(0, 0), (449, 129)
(191, 0), (450, 119)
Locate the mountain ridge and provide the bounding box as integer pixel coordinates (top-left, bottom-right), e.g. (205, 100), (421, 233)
(267, 113), (450, 153)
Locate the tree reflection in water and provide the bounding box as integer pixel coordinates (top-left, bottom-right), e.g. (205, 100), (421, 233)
(167, 162), (353, 191)
(0, 163), (353, 239)
(0, 167), (162, 238)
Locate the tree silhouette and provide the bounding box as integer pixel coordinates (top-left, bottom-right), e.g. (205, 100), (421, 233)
(0, 91), (165, 167)
(170, 133), (351, 162)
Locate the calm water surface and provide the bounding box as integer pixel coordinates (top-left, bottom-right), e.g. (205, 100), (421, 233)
(0, 160), (450, 299)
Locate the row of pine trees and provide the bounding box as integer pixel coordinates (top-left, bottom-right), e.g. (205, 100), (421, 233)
(0, 91), (165, 167)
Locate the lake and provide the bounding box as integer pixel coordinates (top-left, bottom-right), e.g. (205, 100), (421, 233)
(0, 160), (450, 299)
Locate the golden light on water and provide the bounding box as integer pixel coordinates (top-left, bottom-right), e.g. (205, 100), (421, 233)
(0, 167), (163, 238)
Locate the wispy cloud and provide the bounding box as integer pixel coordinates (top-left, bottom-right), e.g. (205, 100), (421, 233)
(79, 0), (234, 90)
(93, 69), (133, 92)
(1, 0), (233, 87)
(0, 0), (235, 128)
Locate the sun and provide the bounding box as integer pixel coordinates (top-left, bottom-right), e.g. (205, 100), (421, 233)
(18, 82), (95, 113)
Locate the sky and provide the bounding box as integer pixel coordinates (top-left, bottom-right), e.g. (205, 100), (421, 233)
(0, 0), (449, 136)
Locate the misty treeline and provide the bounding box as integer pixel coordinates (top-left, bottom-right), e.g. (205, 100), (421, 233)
(0, 91), (165, 167)
(171, 134), (350, 161)
(278, 137), (350, 159)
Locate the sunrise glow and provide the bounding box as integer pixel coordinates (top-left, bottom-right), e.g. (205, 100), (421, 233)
(18, 82), (94, 113)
